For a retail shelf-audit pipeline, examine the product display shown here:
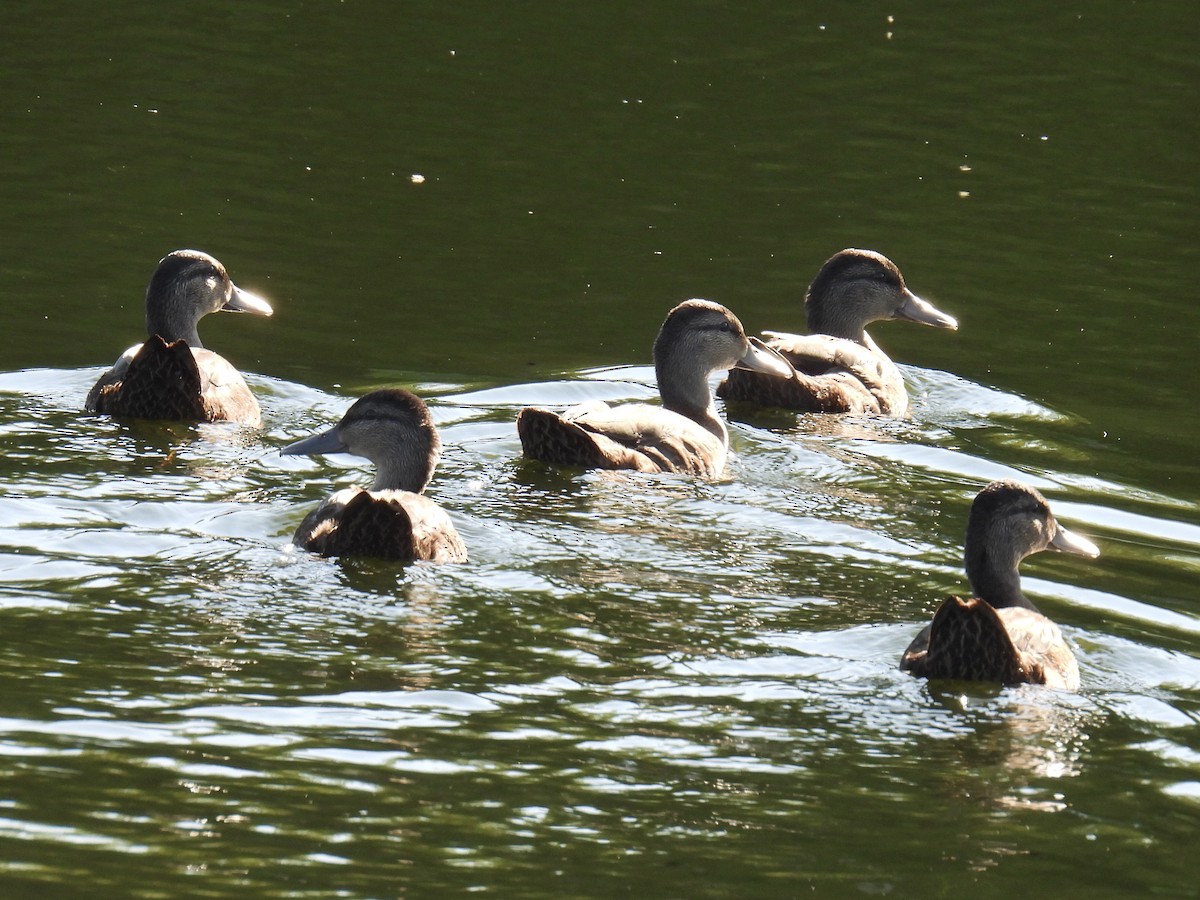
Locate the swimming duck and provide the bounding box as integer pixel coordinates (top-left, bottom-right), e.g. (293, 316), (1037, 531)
(517, 299), (793, 478)
(85, 249), (273, 426)
(281, 388), (467, 563)
(718, 248), (957, 415)
(900, 480), (1100, 691)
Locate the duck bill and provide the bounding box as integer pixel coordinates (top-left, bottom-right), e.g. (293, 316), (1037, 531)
(224, 283), (274, 317)
(734, 337), (795, 379)
(281, 427), (347, 457)
(1049, 523), (1100, 558)
(896, 289), (957, 331)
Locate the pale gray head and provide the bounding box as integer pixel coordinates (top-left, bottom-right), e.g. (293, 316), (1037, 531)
(144, 249), (273, 348)
(280, 388), (442, 493)
(653, 299), (793, 435)
(964, 479), (1099, 609)
(805, 248), (957, 342)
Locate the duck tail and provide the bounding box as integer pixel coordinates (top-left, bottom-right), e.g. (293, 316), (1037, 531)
(906, 596), (1030, 684)
(314, 490), (418, 561)
(92, 335), (208, 421)
(517, 407), (612, 468)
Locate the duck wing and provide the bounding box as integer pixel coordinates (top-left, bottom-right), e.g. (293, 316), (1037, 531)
(763, 333), (886, 379)
(718, 332), (906, 414)
(997, 606), (1080, 691)
(518, 404), (723, 476)
(85, 344), (140, 412)
(900, 596), (1029, 684)
(294, 487), (467, 562)
(192, 348), (263, 427)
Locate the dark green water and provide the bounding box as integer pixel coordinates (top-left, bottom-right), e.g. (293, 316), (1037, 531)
(1, 2), (1197, 897)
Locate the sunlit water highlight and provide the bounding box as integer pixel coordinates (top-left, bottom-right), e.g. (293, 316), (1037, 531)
(0, 360), (1195, 896)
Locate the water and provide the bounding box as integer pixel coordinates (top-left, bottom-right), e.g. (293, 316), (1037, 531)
(1, 2), (1197, 897)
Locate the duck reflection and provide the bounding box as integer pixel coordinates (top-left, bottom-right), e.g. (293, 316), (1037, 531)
(922, 681), (1094, 812)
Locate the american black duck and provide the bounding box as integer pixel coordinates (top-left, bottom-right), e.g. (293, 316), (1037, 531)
(900, 480), (1100, 691)
(517, 299), (792, 478)
(719, 248), (957, 415)
(282, 389), (467, 563)
(85, 249), (273, 425)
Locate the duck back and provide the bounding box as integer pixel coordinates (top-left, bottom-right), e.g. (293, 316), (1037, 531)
(719, 365), (881, 413)
(86, 336), (208, 421)
(516, 405), (722, 477)
(294, 487), (467, 563)
(719, 334), (903, 414)
(900, 596), (1079, 690)
(86, 335), (262, 426)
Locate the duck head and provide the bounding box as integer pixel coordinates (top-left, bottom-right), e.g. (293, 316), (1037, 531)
(145, 249), (273, 348)
(964, 479), (1099, 607)
(805, 249), (957, 342)
(281, 388), (441, 493)
(654, 299), (793, 421)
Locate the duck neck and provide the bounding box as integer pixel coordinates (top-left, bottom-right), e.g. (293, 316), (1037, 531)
(656, 356), (727, 444)
(369, 435), (438, 494)
(965, 542), (1039, 611)
(807, 286), (871, 344)
(146, 303), (203, 348)
(860, 332), (885, 358)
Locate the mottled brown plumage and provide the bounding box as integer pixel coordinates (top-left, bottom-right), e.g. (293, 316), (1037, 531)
(900, 480), (1100, 691)
(903, 597), (1073, 687)
(718, 249), (957, 415)
(85, 250), (273, 426)
(282, 389), (467, 563)
(292, 487), (466, 563)
(517, 300), (792, 478)
(88, 335), (207, 421)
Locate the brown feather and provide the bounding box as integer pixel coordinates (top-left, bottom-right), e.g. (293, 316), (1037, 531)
(900, 598), (1079, 691)
(719, 365), (883, 414)
(86, 336), (262, 426)
(517, 407), (662, 473)
(516, 405), (720, 476)
(295, 487), (467, 563)
(901, 597), (1030, 685)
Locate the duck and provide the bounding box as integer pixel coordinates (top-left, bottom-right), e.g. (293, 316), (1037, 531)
(85, 249), (273, 426)
(900, 480), (1100, 691)
(718, 248), (957, 415)
(517, 299), (794, 478)
(281, 388), (467, 563)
